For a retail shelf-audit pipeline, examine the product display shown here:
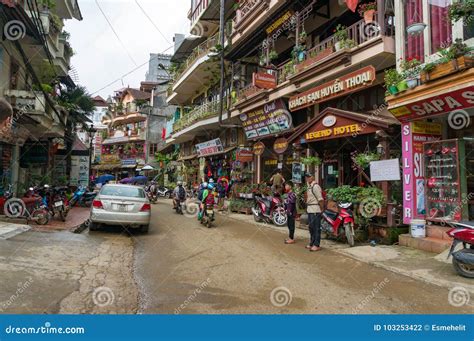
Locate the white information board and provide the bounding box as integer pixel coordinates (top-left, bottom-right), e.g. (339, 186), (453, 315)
(370, 158), (401, 182)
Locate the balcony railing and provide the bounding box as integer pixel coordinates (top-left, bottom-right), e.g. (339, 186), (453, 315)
(277, 15), (387, 83)
(232, 0), (267, 30)
(172, 33), (220, 86)
(189, 0), (210, 26)
(173, 99), (222, 132)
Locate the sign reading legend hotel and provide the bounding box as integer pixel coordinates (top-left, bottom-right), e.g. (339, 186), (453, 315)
(289, 66), (376, 111)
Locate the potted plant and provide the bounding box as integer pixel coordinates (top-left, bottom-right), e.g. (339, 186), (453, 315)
(301, 156), (322, 166)
(384, 68), (401, 95)
(400, 57), (422, 89)
(292, 45), (306, 63)
(340, 39), (356, 49)
(259, 54), (267, 66)
(421, 39), (474, 83)
(358, 2), (377, 24)
(352, 151), (380, 169)
(299, 30), (307, 44)
(448, 0), (474, 23)
(269, 49), (279, 61)
(333, 24), (348, 51)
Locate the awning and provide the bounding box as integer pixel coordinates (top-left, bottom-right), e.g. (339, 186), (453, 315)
(289, 107), (399, 144)
(121, 163), (137, 169)
(171, 36), (206, 62)
(178, 154), (198, 161)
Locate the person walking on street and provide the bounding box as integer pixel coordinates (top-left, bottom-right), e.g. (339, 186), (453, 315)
(305, 173), (324, 252)
(284, 181), (297, 244)
(270, 169), (285, 195)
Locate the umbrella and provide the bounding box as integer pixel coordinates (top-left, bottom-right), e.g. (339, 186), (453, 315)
(142, 165), (154, 171)
(96, 174), (115, 184)
(120, 177), (134, 184)
(131, 175), (148, 184)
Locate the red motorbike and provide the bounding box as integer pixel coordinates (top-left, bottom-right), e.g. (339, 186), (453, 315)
(252, 194), (287, 226)
(321, 202), (355, 247)
(0, 184), (14, 214)
(447, 221), (474, 278)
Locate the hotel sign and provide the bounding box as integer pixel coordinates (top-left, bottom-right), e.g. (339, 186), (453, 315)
(289, 66), (376, 111)
(195, 138), (224, 157)
(266, 10), (294, 35)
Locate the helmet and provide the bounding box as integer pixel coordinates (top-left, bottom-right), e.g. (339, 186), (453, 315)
(202, 182), (208, 188)
(177, 181), (182, 186)
(209, 178), (214, 183)
(208, 183), (215, 190)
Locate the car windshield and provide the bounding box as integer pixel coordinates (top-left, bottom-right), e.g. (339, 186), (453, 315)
(100, 186), (145, 198)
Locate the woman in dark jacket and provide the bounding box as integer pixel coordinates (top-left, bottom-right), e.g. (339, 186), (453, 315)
(284, 181), (297, 244)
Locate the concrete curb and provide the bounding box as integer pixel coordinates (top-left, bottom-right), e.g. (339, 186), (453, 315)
(335, 249), (474, 295)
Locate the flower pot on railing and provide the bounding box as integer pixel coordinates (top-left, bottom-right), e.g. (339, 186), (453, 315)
(396, 80), (408, 92)
(334, 41), (342, 51)
(406, 78), (418, 89)
(363, 9), (376, 24)
(420, 56), (474, 83)
(388, 85), (399, 95)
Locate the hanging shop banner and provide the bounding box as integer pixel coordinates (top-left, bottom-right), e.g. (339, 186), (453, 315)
(288, 66), (376, 111)
(253, 142), (265, 155)
(266, 10), (295, 35)
(401, 121), (442, 224)
(253, 72), (277, 89)
(240, 99), (292, 139)
(195, 138), (224, 157)
(273, 137), (289, 154)
(236, 149), (254, 162)
(389, 86), (474, 122)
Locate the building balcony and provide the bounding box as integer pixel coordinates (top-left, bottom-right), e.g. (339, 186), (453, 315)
(3, 89), (46, 114)
(111, 112), (147, 127)
(102, 130), (146, 145)
(232, 15), (395, 112)
(167, 33), (221, 105)
(173, 99), (221, 133)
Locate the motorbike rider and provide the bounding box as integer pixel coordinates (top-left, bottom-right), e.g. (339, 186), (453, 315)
(200, 183), (216, 219)
(173, 181), (186, 209)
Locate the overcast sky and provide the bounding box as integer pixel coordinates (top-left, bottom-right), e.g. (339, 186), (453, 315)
(65, 0), (190, 99)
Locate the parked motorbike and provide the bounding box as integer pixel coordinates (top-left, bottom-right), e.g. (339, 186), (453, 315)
(446, 221), (474, 278)
(0, 184), (14, 214)
(69, 185), (97, 207)
(157, 186), (172, 199)
(45, 186), (69, 221)
(321, 202), (355, 247)
(3, 187), (49, 225)
(252, 194), (287, 226)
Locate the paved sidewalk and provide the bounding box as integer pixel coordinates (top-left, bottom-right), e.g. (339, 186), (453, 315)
(36, 207), (90, 232)
(222, 211), (474, 294)
(0, 222), (30, 240)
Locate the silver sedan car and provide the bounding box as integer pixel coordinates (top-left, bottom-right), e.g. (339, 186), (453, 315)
(89, 184), (151, 233)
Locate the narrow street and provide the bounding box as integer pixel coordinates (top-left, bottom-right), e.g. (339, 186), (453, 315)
(1, 201), (470, 315)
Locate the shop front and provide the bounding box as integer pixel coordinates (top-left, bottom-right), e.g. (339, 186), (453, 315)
(388, 71), (474, 228)
(196, 138), (236, 183)
(239, 99), (294, 183)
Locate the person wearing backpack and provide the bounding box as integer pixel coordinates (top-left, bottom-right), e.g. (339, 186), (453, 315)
(173, 181), (186, 209)
(304, 173), (324, 252)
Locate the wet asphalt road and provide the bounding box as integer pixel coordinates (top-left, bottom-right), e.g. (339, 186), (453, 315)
(133, 200), (470, 314)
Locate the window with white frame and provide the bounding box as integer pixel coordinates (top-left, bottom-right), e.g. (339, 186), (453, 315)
(399, 0), (473, 63)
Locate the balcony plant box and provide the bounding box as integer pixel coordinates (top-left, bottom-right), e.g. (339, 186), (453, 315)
(358, 2), (377, 24)
(295, 47), (333, 72)
(421, 55), (474, 83)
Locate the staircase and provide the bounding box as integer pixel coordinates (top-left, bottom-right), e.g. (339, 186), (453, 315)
(399, 225), (452, 254)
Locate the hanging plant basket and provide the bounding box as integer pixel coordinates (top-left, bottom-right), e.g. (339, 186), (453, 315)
(406, 22), (427, 36)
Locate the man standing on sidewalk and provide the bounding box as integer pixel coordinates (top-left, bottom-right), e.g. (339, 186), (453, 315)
(305, 173), (324, 252)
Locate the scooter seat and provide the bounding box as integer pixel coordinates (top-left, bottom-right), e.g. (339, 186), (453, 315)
(323, 210), (338, 220)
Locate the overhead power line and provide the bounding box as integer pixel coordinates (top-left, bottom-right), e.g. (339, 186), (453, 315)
(134, 0), (172, 45)
(95, 0), (138, 66)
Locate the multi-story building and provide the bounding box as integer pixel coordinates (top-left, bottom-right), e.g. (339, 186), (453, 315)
(385, 0), (474, 252)
(0, 0), (82, 191)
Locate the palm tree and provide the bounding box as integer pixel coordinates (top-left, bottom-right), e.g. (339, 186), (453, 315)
(57, 86), (95, 183)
